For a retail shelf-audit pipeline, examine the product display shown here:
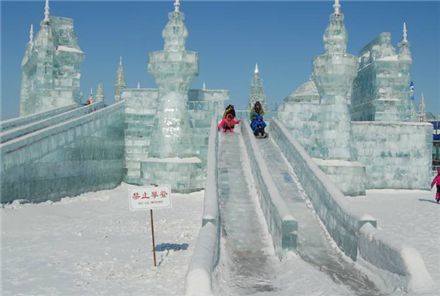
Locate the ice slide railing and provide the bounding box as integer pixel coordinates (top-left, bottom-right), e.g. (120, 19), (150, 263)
(0, 101), (124, 172)
(241, 122), (298, 258)
(0, 102), (105, 143)
(0, 104), (77, 132)
(270, 118), (434, 293)
(185, 119), (220, 296)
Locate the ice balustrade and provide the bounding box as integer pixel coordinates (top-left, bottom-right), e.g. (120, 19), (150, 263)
(270, 118), (376, 260)
(185, 120), (220, 296)
(359, 224), (434, 293)
(241, 122), (298, 258)
(1, 101), (105, 143)
(270, 118), (434, 292)
(0, 104), (76, 132)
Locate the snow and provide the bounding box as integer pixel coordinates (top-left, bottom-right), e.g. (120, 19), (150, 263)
(376, 55), (399, 61)
(1, 183), (204, 295)
(56, 45), (83, 54)
(346, 189), (440, 292)
(141, 157), (202, 164)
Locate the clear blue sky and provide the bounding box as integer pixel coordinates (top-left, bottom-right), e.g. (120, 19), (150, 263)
(1, 0), (439, 120)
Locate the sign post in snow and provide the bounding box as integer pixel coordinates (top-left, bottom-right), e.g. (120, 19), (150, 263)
(129, 185), (172, 267)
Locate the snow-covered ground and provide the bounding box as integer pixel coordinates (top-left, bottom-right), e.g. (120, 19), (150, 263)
(1, 183), (204, 295)
(346, 189), (440, 288)
(2, 183), (439, 295)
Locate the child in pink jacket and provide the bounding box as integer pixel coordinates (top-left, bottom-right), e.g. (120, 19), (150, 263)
(218, 113), (240, 133)
(431, 167), (440, 203)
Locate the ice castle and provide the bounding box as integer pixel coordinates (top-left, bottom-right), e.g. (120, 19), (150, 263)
(1, 0), (228, 202)
(278, 0), (432, 195)
(1, 0), (432, 203)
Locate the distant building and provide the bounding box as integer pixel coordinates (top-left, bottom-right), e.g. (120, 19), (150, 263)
(432, 120), (440, 169)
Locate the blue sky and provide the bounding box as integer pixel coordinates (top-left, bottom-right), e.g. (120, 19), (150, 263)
(1, 0), (439, 119)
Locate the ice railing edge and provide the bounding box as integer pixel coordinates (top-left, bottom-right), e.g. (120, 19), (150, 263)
(271, 118), (376, 258)
(0, 104), (77, 132)
(185, 119), (219, 296)
(271, 118), (434, 293)
(242, 122), (298, 259)
(0, 101), (105, 143)
(359, 224), (435, 293)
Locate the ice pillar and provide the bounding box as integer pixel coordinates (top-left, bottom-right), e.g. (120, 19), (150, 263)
(148, 7), (198, 158)
(312, 2), (366, 196)
(141, 2), (201, 192)
(312, 7), (357, 160)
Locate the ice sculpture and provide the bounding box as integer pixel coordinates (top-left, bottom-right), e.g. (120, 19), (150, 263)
(277, 1), (431, 192)
(312, 0), (357, 161)
(20, 0), (84, 116)
(114, 57), (126, 102)
(248, 64), (267, 111)
(350, 23), (414, 122)
(140, 0), (202, 191)
(95, 83), (104, 102)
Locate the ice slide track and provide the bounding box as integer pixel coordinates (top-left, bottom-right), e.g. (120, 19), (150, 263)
(0, 102), (105, 144)
(255, 135), (384, 296)
(214, 131), (279, 295)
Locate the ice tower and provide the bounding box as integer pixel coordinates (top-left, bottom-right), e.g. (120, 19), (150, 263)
(312, 0), (357, 160)
(350, 23), (414, 121)
(114, 57), (126, 102)
(20, 0), (84, 116)
(139, 0), (201, 191)
(248, 64), (267, 111)
(277, 1), (431, 193)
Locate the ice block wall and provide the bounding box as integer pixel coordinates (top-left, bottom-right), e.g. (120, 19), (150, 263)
(122, 87), (227, 186)
(352, 121), (432, 189)
(122, 88), (158, 184)
(277, 80), (321, 157)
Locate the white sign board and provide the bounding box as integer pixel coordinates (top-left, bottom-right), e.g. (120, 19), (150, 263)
(129, 185), (172, 211)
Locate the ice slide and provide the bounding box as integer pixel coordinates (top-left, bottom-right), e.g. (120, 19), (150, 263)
(0, 101), (105, 144)
(208, 126), (383, 296)
(254, 130), (383, 296)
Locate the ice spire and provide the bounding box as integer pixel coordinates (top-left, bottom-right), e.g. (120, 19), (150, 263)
(174, 0), (180, 12)
(322, 0), (347, 54)
(333, 0), (341, 16)
(418, 92), (426, 122)
(114, 56), (126, 101)
(403, 22), (408, 44)
(96, 83), (104, 101)
(248, 63), (267, 111)
(44, 0), (50, 22)
(29, 24), (34, 44)
(399, 22), (412, 61)
(202, 82), (206, 90)
(162, 0), (188, 52)
(137, 82), (141, 89)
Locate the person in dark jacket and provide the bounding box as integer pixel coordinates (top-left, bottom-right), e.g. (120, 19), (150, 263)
(250, 101), (267, 137)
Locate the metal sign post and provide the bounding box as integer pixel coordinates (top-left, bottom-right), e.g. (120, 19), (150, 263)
(128, 185), (172, 268)
(150, 209), (157, 267)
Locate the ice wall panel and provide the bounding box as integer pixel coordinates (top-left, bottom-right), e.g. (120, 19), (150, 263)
(352, 122), (432, 189)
